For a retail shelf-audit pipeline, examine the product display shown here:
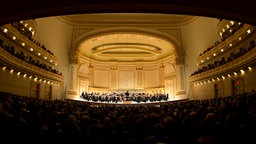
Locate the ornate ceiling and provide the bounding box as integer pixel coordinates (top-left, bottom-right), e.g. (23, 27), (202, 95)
(58, 13), (196, 62)
(1, 1), (253, 63)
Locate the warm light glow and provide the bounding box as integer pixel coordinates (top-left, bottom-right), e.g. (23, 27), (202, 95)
(239, 37), (242, 40)
(38, 53), (41, 56)
(29, 76), (32, 79)
(34, 77), (38, 81)
(30, 48), (33, 51)
(29, 27), (32, 31)
(229, 43), (232, 47)
(221, 49), (224, 52)
(234, 72), (237, 76)
(201, 60), (204, 63)
(23, 74), (27, 78)
(12, 36), (16, 40)
(44, 56), (47, 59)
(3, 28), (8, 33)
(10, 69), (14, 74)
(240, 69), (245, 74)
(248, 66), (252, 71)
(50, 60), (53, 63)
(24, 23), (28, 27)
(212, 79), (215, 82)
(217, 77), (220, 81)
(247, 29), (251, 34)
(226, 24), (229, 28)
(230, 21), (234, 25)
(222, 76), (225, 79)
(207, 57), (209, 60)
(22, 42), (25, 46)
(213, 53), (216, 56)
(2, 66), (6, 71)
(17, 72), (20, 76)
(227, 74), (231, 78)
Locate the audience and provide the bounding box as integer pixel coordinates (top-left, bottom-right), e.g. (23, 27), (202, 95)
(0, 90), (256, 144)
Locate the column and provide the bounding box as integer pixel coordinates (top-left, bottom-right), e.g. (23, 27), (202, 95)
(136, 67), (143, 89)
(67, 51), (79, 99)
(175, 54), (186, 99)
(88, 62), (94, 89)
(159, 63), (165, 87)
(110, 65), (118, 90)
(176, 64), (186, 95)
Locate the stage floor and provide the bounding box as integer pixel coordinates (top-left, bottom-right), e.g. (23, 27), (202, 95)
(74, 97), (187, 105)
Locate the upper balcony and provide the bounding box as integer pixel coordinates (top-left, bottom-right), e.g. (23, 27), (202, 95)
(0, 47), (64, 83)
(1, 24), (57, 66)
(197, 24), (254, 67)
(190, 40), (256, 82)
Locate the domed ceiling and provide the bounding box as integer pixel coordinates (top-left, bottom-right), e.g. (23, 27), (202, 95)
(58, 13), (197, 62)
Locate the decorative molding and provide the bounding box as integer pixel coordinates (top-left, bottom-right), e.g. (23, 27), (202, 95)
(69, 50), (79, 64)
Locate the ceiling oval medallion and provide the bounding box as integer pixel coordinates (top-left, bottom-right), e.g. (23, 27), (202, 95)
(79, 33), (176, 62)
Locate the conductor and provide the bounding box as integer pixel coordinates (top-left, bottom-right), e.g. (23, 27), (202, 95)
(125, 90), (130, 100)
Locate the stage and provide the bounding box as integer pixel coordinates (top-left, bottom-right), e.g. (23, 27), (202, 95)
(73, 97), (188, 106)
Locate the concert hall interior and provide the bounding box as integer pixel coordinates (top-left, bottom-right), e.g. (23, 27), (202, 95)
(0, 1), (256, 102)
(2, 1), (256, 144)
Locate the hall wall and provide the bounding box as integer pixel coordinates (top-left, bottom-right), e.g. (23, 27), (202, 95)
(0, 69), (64, 99)
(77, 61), (170, 96)
(34, 17), (73, 98)
(90, 63), (161, 90)
(180, 17), (221, 99)
(191, 70), (256, 100)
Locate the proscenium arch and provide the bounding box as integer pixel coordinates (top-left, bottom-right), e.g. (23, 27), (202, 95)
(1, 1), (256, 26)
(71, 27), (184, 63)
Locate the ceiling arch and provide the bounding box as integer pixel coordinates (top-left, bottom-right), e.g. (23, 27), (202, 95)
(1, 1), (255, 26)
(68, 23), (184, 63)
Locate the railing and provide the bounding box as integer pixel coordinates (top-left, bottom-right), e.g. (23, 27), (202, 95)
(0, 47), (64, 82)
(3, 24), (56, 63)
(190, 46), (256, 82)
